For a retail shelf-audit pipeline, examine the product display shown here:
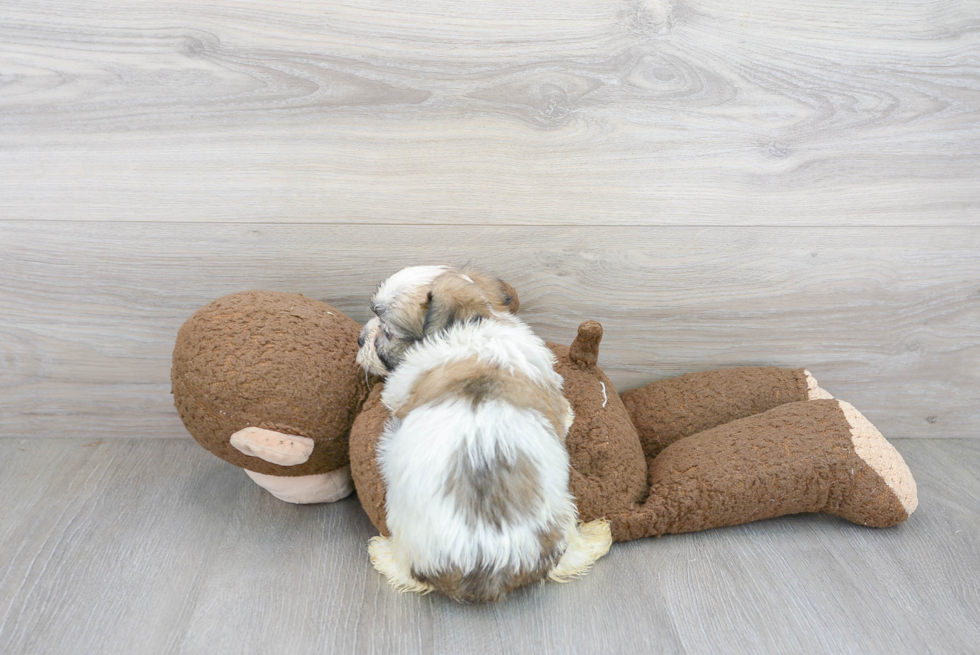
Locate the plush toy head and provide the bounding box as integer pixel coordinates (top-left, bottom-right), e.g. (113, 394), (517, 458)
(172, 290), (368, 478)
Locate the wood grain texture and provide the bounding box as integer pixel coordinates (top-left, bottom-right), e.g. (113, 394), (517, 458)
(0, 0), (977, 225)
(1, 2), (977, 650)
(0, 439), (243, 654)
(0, 437), (977, 654)
(2, 221), (978, 439)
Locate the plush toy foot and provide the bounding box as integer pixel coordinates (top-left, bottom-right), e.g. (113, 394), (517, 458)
(608, 399), (917, 542)
(835, 401), (917, 523)
(243, 466), (354, 504)
(804, 369), (834, 400)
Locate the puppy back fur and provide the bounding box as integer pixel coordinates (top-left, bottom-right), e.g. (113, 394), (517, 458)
(378, 316), (580, 602)
(362, 267), (608, 602)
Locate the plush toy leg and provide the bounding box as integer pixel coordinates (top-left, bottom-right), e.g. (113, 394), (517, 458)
(243, 466), (354, 504)
(608, 399), (917, 542)
(621, 367), (832, 459)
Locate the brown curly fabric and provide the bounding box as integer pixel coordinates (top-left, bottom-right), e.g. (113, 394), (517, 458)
(621, 367), (809, 459)
(550, 321), (648, 522)
(344, 320), (914, 545)
(347, 321), (650, 535)
(349, 384), (392, 536)
(172, 290), (368, 477)
(608, 399), (911, 541)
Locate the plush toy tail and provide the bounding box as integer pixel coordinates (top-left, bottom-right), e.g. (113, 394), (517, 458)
(607, 399), (917, 542)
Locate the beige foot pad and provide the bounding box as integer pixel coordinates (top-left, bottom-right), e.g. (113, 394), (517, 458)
(230, 427), (314, 466)
(840, 401), (917, 516)
(804, 370), (835, 400)
(244, 466), (354, 504)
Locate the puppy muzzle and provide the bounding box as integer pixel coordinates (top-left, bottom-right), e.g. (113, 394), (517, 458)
(356, 318), (391, 377)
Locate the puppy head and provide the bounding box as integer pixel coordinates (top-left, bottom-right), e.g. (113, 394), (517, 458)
(356, 265), (519, 377)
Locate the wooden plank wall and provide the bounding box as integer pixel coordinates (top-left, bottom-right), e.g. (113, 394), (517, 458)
(1, 0), (978, 439)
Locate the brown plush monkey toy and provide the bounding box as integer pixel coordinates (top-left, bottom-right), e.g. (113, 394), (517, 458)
(173, 293), (917, 597)
(349, 320), (917, 544)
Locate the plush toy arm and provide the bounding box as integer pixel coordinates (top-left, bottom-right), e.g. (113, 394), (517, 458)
(349, 384), (393, 537)
(621, 367), (832, 459)
(607, 399), (917, 542)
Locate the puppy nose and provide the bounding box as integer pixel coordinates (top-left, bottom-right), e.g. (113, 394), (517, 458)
(358, 334), (365, 348)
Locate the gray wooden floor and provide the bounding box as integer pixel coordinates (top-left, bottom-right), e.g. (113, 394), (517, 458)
(0, 437), (977, 655)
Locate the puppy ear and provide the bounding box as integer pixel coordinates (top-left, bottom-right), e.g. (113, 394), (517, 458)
(422, 273), (494, 336)
(458, 267), (521, 315)
(498, 278), (520, 314)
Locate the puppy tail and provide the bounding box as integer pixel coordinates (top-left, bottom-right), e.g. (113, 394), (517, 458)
(548, 519), (612, 583)
(368, 536), (435, 595)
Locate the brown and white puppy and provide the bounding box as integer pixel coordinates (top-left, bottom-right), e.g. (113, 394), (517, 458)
(356, 265), (611, 602)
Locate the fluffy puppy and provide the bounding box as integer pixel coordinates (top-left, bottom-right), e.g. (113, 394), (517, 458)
(356, 265), (611, 602)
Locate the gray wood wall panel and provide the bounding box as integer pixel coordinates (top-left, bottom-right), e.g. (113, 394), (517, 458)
(0, 0), (977, 440)
(1, 0), (977, 225)
(0, 437), (977, 654)
(2, 221), (978, 439)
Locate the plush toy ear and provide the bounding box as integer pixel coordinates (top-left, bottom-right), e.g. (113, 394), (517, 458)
(422, 273), (495, 336)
